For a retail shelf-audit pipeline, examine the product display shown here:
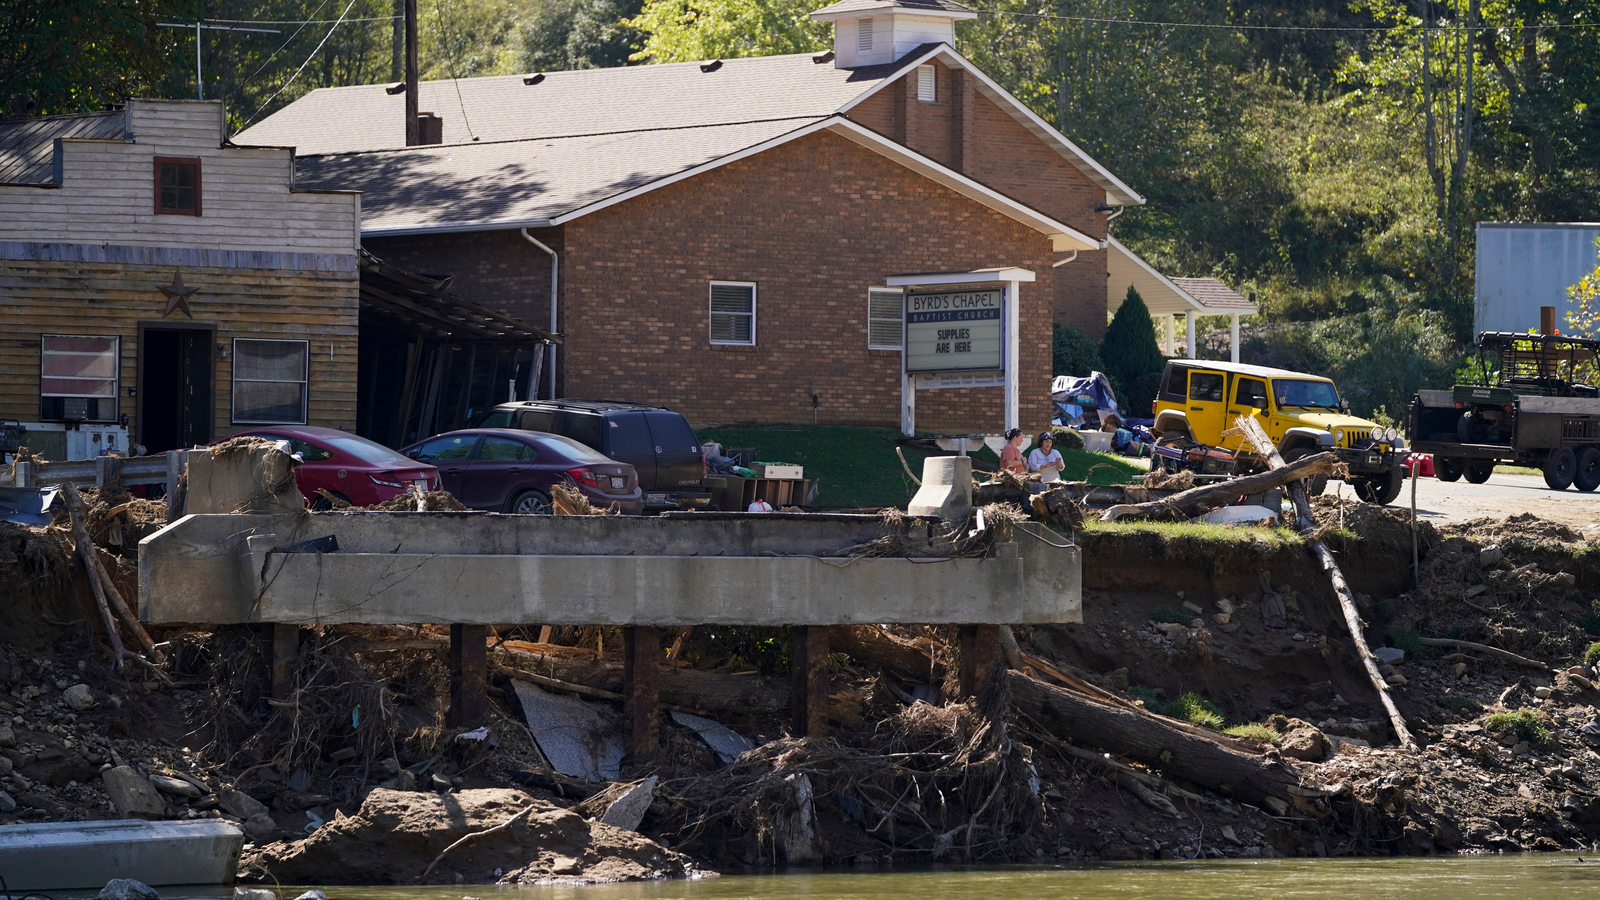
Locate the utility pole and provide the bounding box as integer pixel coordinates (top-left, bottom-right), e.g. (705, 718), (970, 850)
(158, 22), (279, 100)
(404, 0), (419, 146)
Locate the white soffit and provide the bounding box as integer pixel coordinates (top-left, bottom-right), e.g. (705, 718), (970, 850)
(886, 267), (1036, 286)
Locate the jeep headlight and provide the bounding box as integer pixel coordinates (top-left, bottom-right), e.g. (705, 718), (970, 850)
(1333, 429), (1346, 445)
(1378, 426), (1395, 442)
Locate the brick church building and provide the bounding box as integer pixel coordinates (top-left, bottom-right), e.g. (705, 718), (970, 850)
(238, 0), (1144, 433)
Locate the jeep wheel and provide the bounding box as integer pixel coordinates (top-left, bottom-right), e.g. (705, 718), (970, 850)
(1434, 456), (1464, 482)
(1544, 447), (1577, 491)
(1281, 447), (1328, 497)
(1575, 448), (1600, 493)
(1355, 467), (1405, 505)
(1465, 461), (1493, 484)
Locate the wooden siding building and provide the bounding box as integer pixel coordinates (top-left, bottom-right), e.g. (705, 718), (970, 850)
(0, 99), (362, 455)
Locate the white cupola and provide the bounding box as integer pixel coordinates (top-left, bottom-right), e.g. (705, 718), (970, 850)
(809, 0), (978, 68)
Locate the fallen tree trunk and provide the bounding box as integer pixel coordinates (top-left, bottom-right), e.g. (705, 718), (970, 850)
(490, 645), (791, 718)
(1233, 415), (1415, 751)
(1100, 451), (1337, 521)
(1007, 672), (1304, 806)
(1419, 637), (1548, 671)
(829, 625), (943, 683)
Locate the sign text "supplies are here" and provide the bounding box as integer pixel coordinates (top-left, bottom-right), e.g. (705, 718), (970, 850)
(904, 288), (1003, 374)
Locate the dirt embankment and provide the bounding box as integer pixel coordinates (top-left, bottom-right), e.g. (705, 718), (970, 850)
(7, 486), (1600, 877)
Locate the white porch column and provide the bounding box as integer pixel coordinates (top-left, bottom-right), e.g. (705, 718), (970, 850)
(1165, 313), (1176, 356)
(1004, 279), (1021, 432)
(1230, 314), (1240, 363)
(1185, 311), (1196, 359)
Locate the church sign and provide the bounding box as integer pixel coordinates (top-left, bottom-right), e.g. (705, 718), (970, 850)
(903, 288), (1003, 374)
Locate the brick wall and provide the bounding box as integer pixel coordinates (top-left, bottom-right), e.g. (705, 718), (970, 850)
(561, 129), (1056, 434)
(846, 64), (1112, 338)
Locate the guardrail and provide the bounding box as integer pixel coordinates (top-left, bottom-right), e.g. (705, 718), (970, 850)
(6, 450), (187, 490)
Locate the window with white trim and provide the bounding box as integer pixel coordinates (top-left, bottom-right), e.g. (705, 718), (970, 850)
(709, 282), (757, 345)
(868, 288), (903, 350)
(232, 338), (309, 424)
(917, 65), (937, 102)
(857, 17), (873, 52)
(40, 334), (119, 422)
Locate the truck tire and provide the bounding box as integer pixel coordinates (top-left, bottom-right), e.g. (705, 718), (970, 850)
(1575, 448), (1600, 493)
(1355, 467), (1405, 505)
(1281, 447), (1328, 497)
(1465, 461), (1493, 484)
(1434, 456), (1465, 482)
(1544, 447), (1577, 491)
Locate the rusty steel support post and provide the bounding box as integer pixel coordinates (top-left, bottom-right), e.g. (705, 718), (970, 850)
(791, 626), (829, 738)
(448, 623), (488, 726)
(271, 624), (298, 701)
(623, 626), (661, 756)
(957, 624), (1000, 699)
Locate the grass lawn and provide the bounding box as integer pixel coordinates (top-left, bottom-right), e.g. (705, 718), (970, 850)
(698, 425), (1142, 510)
(1494, 464), (1543, 477)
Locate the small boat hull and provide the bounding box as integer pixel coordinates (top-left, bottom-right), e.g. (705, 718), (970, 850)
(0, 819), (244, 889)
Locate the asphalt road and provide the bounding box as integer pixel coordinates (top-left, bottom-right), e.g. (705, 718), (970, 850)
(1383, 470), (1600, 529)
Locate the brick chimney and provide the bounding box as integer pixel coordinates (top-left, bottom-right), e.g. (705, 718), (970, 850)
(809, 0), (977, 68)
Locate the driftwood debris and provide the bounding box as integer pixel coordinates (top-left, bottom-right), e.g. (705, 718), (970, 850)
(64, 483), (128, 671)
(1233, 415), (1415, 751)
(1100, 451), (1337, 521)
(1419, 637), (1549, 671)
(1007, 672), (1305, 806)
(829, 625), (943, 683)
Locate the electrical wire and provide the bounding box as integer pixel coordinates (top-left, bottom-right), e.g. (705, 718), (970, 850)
(242, 0), (336, 86)
(976, 8), (1600, 32)
(238, 0), (362, 130)
(205, 15), (400, 25)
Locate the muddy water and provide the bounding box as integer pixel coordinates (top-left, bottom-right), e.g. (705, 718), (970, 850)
(117, 855), (1600, 900)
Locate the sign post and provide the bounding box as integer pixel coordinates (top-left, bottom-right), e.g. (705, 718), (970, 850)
(887, 268), (1035, 436)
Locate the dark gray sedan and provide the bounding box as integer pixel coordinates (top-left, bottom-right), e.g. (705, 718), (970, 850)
(400, 428), (644, 515)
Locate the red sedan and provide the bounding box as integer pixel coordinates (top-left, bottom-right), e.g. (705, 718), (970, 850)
(222, 425), (439, 509)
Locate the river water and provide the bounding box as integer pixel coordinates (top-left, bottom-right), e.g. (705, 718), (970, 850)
(82, 855), (1600, 900)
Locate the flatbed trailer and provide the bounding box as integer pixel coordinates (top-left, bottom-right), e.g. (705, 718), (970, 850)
(1408, 332), (1600, 491)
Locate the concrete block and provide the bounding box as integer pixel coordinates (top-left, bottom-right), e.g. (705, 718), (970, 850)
(906, 455), (972, 521)
(184, 444), (302, 516)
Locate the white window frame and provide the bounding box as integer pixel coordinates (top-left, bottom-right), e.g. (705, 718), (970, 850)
(917, 65), (937, 102)
(231, 338), (310, 425)
(40, 334), (120, 399)
(709, 281), (757, 346)
(857, 17), (874, 52)
(867, 287), (904, 350)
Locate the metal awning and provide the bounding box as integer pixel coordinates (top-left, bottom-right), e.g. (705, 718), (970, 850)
(358, 249), (561, 343)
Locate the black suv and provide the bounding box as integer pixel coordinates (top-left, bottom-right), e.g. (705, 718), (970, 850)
(471, 400), (712, 511)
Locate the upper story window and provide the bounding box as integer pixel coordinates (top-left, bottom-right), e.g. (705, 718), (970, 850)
(154, 157), (202, 216)
(917, 65), (937, 102)
(857, 17), (874, 52)
(710, 282), (756, 346)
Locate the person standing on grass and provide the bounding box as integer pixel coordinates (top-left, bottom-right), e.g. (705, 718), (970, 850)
(1000, 427), (1027, 475)
(1028, 432), (1065, 482)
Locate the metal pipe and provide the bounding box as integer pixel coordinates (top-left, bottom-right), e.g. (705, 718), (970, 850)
(1051, 250), (1078, 268)
(520, 228), (559, 398)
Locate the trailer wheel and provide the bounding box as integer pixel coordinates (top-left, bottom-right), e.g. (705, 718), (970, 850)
(1544, 447), (1577, 491)
(1575, 448), (1600, 493)
(1465, 461), (1494, 484)
(1434, 456), (1465, 482)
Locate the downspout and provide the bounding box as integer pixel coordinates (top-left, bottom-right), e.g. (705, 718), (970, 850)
(1105, 205), (1125, 224)
(1052, 250), (1078, 268)
(519, 228), (558, 399)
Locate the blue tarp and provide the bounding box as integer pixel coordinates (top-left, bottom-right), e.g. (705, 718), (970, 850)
(1051, 372), (1119, 424)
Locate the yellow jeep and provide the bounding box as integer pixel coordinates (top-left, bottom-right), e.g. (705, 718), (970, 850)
(1151, 360), (1408, 504)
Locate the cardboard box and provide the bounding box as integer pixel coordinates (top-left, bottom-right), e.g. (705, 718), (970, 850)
(756, 463), (804, 480)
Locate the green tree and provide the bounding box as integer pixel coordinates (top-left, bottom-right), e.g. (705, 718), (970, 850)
(1098, 287), (1165, 401)
(627, 0), (826, 63)
(1564, 238), (1600, 340)
(1051, 323), (1104, 377)
(523, 0), (644, 71)
(0, 0), (197, 117)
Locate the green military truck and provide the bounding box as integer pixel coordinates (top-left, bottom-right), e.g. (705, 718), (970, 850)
(1407, 332), (1600, 491)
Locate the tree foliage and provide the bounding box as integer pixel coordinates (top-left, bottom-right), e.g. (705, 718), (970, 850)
(626, 0), (825, 63)
(0, 0), (197, 116)
(1098, 287), (1166, 401)
(1564, 238), (1600, 339)
(1051, 323), (1104, 378)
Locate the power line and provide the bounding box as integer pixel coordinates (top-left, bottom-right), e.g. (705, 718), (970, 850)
(243, 0), (336, 86)
(977, 8), (1600, 32)
(204, 15), (399, 25)
(238, 0), (362, 130)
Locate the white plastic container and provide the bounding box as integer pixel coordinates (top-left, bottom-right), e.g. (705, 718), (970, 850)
(1080, 431), (1113, 454)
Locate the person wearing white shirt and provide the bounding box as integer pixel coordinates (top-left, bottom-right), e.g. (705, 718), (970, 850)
(1027, 432), (1065, 482)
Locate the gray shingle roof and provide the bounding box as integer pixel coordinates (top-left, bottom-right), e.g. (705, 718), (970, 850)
(237, 52), (909, 157)
(1169, 277), (1258, 311)
(296, 118), (821, 233)
(812, 0), (977, 16)
(0, 110), (126, 184)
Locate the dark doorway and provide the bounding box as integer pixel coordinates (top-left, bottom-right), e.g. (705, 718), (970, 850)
(139, 325), (214, 453)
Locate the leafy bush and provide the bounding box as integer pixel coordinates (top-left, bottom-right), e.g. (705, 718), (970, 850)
(1585, 641), (1600, 666)
(1128, 685), (1160, 706)
(1099, 287), (1167, 403)
(1388, 630), (1425, 659)
(1223, 723), (1281, 745)
(1045, 426), (1085, 452)
(1166, 693), (1226, 729)
(1053, 323), (1105, 378)
(1151, 605), (1190, 625)
(1484, 709), (1549, 744)
(1441, 695), (1482, 714)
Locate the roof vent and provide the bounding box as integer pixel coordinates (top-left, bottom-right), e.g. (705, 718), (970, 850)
(700, 59), (723, 72)
(812, 49), (835, 64)
(384, 82), (407, 95)
(856, 17), (873, 51)
(523, 73), (545, 85)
